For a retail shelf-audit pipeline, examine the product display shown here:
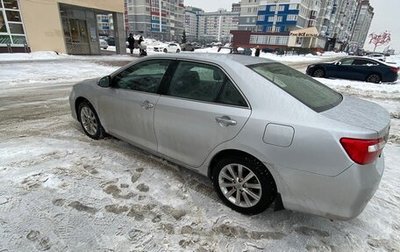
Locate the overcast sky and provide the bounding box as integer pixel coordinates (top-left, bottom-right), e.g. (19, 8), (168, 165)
(185, 0), (399, 53)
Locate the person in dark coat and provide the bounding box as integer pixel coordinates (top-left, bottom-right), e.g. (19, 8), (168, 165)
(255, 45), (261, 57)
(128, 33), (135, 54)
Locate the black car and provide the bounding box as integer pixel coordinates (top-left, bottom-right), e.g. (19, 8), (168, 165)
(306, 57), (399, 83)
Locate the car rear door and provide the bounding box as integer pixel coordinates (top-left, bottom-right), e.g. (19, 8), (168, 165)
(99, 59), (172, 151)
(351, 59), (379, 80)
(154, 60), (251, 167)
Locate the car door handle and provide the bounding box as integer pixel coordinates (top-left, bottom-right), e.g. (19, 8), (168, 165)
(141, 100), (154, 110)
(216, 116), (237, 127)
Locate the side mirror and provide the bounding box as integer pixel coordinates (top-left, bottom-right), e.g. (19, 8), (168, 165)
(335, 61), (341, 66)
(98, 76), (111, 88)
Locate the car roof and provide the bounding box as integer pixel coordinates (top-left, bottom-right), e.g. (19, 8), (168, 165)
(143, 53), (273, 66)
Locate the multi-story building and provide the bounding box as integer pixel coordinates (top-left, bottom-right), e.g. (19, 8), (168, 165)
(198, 9), (239, 43)
(97, 14), (114, 36)
(234, 0), (374, 50)
(255, 0), (322, 33)
(125, 0), (185, 41)
(350, 0), (374, 50)
(184, 6), (203, 41)
(0, 0), (125, 54)
(232, 3), (241, 13)
(238, 0), (259, 31)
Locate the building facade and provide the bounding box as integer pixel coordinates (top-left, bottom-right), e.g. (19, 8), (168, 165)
(198, 10), (239, 43)
(234, 0), (374, 50)
(238, 0), (259, 31)
(125, 0), (185, 41)
(97, 14), (114, 36)
(0, 0), (125, 54)
(350, 0), (374, 50)
(184, 6), (203, 41)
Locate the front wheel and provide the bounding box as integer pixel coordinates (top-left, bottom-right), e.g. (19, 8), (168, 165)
(78, 102), (105, 140)
(212, 155), (277, 215)
(176, 49), (181, 53)
(366, 74), (381, 83)
(163, 48), (168, 53)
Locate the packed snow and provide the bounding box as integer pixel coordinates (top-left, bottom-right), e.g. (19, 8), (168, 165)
(0, 52), (399, 251)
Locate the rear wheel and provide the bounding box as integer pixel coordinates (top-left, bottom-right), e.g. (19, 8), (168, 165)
(366, 74), (381, 83)
(163, 48), (168, 53)
(212, 155), (277, 215)
(176, 49), (180, 53)
(78, 102), (105, 140)
(312, 68), (325, 78)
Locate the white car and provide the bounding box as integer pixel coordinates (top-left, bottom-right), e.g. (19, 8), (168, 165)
(99, 39), (108, 50)
(154, 43), (181, 53)
(367, 53), (386, 62)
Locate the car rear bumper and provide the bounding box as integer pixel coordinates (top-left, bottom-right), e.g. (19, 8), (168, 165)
(273, 153), (384, 220)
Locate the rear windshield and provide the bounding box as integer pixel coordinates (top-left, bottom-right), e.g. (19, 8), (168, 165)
(248, 62), (342, 112)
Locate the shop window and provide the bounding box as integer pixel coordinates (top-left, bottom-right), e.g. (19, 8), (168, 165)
(0, 34), (11, 44)
(11, 35), (25, 44)
(0, 12), (7, 33)
(6, 10), (21, 22)
(3, 0), (19, 9)
(9, 23), (24, 34)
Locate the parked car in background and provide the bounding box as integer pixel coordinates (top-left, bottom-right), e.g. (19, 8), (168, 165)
(181, 43), (195, 51)
(367, 53), (386, 62)
(99, 39), (108, 50)
(154, 43), (181, 53)
(306, 57), (399, 83)
(105, 37), (115, 46)
(69, 54), (390, 220)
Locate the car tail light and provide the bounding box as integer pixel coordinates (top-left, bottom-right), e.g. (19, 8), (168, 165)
(340, 138), (386, 165)
(390, 67), (399, 73)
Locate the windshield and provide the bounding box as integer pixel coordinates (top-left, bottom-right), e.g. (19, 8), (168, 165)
(248, 62), (343, 112)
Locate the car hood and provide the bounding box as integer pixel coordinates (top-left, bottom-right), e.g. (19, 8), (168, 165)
(321, 95), (390, 138)
(75, 77), (100, 87)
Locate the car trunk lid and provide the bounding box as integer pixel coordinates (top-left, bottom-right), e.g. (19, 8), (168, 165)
(321, 95), (390, 139)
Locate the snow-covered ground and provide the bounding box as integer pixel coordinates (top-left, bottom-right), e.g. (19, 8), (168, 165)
(0, 53), (399, 251)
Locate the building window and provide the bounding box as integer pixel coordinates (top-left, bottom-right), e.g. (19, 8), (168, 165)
(3, 0), (19, 9)
(257, 15), (264, 21)
(289, 4), (299, 10)
(277, 5), (285, 12)
(276, 16), (283, 22)
(287, 15), (298, 21)
(268, 16), (274, 22)
(274, 26), (281, 32)
(269, 5), (276, 12)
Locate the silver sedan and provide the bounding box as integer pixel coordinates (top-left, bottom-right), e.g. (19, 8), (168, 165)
(69, 54), (390, 220)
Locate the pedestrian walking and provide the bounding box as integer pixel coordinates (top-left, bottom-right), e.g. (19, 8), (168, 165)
(255, 46), (261, 57)
(127, 33), (135, 54)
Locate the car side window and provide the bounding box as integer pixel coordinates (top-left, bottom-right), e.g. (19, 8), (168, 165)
(113, 60), (171, 93)
(339, 59), (354, 66)
(217, 79), (247, 107)
(352, 59), (378, 66)
(167, 61), (225, 102)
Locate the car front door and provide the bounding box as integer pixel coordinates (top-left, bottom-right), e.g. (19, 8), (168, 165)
(99, 59), (172, 151)
(154, 60), (251, 167)
(332, 58), (355, 80)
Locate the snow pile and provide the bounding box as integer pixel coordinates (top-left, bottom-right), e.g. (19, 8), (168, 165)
(0, 51), (70, 62)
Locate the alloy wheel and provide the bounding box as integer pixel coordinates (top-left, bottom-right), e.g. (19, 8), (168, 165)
(80, 106), (98, 136)
(218, 163), (262, 208)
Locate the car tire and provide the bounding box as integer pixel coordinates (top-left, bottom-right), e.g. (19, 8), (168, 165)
(312, 68), (325, 78)
(366, 74), (381, 83)
(212, 155), (277, 215)
(163, 48), (168, 53)
(176, 49), (180, 53)
(78, 101), (105, 140)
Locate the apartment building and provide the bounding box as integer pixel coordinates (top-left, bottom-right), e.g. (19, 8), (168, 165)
(125, 0), (185, 41)
(350, 0), (374, 49)
(198, 9), (239, 43)
(238, 0), (259, 31)
(97, 14), (114, 36)
(184, 6), (203, 41)
(235, 0), (374, 50)
(0, 0), (125, 54)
